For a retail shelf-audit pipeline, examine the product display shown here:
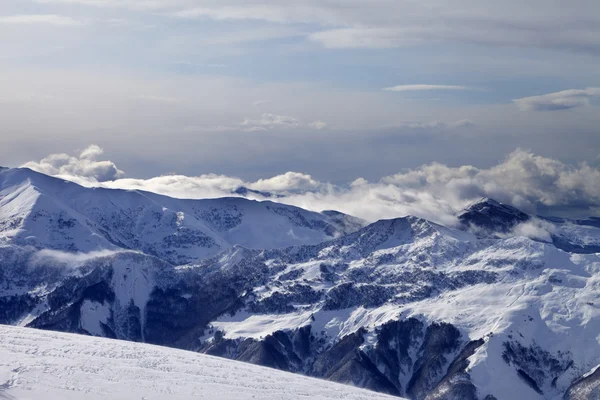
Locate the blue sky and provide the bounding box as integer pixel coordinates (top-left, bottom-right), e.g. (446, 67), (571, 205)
(1, 0), (600, 186)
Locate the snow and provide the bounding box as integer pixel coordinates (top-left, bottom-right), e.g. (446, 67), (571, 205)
(196, 233), (599, 399)
(0, 325), (400, 400)
(2, 167), (600, 399)
(80, 300), (111, 336)
(110, 256), (155, 340)
(208, 310), (315, 340)
(0, 167), (364, 264)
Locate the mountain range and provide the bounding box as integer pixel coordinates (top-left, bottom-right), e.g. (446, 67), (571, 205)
(0, 167), (598, 400)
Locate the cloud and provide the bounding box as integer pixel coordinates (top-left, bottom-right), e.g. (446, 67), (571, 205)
(0, 14), (84, 26)
(448, 119), (475, 129)
(171, 5), (293, 23)
(309, 28), (414, 49)
(182, 112), (329, 133)
(236, 114), (327, 132)
(21, 147), (600, 225)
(241, 113), (300, 131)
(31, 249), (125, 267)
(79, 144), (104, 160)
(386, 120), (476, 130)
(309, 120), (327, 130)
(22, 145), (125, 182)
(513, 88), (600, 111)
(384, 85), (471, 92)
(510, 218), (556, 242)
(30, 1), (600, 54)
(250, 172), (320, 192)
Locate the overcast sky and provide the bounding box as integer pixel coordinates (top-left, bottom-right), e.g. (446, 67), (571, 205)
(2, 1), (600, 218)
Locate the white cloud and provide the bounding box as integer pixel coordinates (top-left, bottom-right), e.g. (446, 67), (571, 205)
(250, 172), (320, 192)
(510, 218), (556, 242)
(239, 114), (327, 132)
(172, 6), (291, 23)
(309, 28), (414, 49)
(384, 85), (471, 92)
(30, 0), (600, 53)
(513, 88), (600, 111)
(103, 174), (246, 198)
(21, 147), (600, 224)
(31, 249), (125, 267)
(309, 120), (327, 130)
(0, 14), (84, 26)
(378, 120), (476, 131)
(23, 145), (124, 182)
(241, 113), (300, 131)
(79, 144), (104, 160)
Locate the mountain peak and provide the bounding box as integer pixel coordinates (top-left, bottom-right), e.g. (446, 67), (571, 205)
(459, 197), (529, 233)
(465, 197), (501, 208)
(232, 186), (278, 198)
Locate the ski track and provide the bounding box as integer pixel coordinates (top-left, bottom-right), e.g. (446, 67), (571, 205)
(0, 325), (400, 400)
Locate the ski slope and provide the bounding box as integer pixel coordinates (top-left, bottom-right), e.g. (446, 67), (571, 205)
(0, 325), (400, 400)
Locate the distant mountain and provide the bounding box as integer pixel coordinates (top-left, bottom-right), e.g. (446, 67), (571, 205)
(458, 198), (530, 233)
(231, 186), (282, 198)
(0, 167), (366, 264)
(0, 169), (598, 400)
(459, 197), (600, 254)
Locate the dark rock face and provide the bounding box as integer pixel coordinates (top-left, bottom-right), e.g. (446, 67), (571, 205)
(198, 318), (483, 400)
(424, 338), (485, 400)
(405, 323), (462, 400)
(502, 341), (573, 396)
(458, 198), (530, 234)
(29, 268), (114, 335)
(310, 327), (399, 395)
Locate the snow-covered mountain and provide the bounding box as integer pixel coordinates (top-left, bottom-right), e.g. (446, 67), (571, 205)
(458, 197), (600, 254)
(0, 167), (365, 264)
(0, 168), (599, 399)
(0, 325), (400, 400)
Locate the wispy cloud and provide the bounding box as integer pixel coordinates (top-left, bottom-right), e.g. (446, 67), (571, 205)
(0, 14), (84, 26)
(309, 120), (328, 130)
(384, 84), (471, 92)
(26, 1), (600, 54)
(241, 113), (301, 131)
(513, 88), (600, 111)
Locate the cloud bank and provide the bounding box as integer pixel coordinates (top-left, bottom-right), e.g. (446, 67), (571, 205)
(25, 0), (600, 54)
(21, 146), (600, 225)
(514, 88), (600, 111)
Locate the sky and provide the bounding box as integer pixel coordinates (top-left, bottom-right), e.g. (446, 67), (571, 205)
(2, 1), (600, 220)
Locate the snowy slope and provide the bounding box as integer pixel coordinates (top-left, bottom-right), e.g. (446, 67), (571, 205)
(193, 220), (599, 399)
(0, 325), (400, 400)
(0, 167), (365, 264)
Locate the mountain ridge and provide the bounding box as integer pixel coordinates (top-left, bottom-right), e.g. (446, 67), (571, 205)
(0, 168), (599, 399)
